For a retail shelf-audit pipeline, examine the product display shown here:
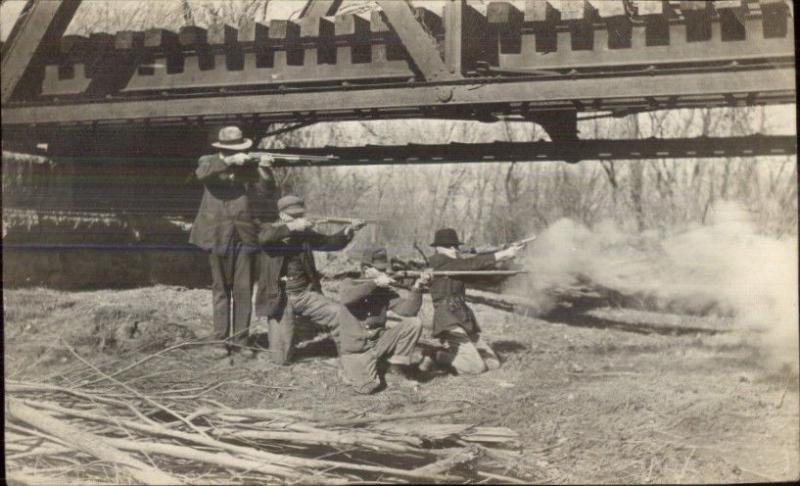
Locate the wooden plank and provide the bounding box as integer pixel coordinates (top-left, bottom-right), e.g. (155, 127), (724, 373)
(559, 0), (597, 21)
(678, 1), (711, 13)
(298, 17), (335, 65)
(269, 19), (301, 67)
(178, 25), (207, 47)
(238, 18), (268, 44)
(525, 0), (560, 23)
(269, 19), (300, 39)
(334, 14), (370, 64)
(590, 0), (627, 18)
(208, 24), (237, 45)
(487, 2), (523, 25)
(114, 31), (144, 50)
(144, 28), (178, 49)
(1, 0), (82, 103)
(632, 0), (667, 16)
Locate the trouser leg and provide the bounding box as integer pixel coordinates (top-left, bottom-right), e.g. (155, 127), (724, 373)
(374, 316), (423, 366)
(291, 290), (352, 331)
(435, 327), (487, 375)
(230, 243), (253, 346)
(209, 252), (231, 342)
(268, 303), (295, 365)
(339, 351), (380, 395)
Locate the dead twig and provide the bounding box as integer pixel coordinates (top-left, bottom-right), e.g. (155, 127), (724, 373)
(63, 342), (209, 438)
(321, 406), (464, 427)
(7, 399), (180, 485)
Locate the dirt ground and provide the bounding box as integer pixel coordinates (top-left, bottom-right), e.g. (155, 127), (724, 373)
(4, 284), (799, 484)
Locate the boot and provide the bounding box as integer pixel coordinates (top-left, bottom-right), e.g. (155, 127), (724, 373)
(418, 355), (435, 372)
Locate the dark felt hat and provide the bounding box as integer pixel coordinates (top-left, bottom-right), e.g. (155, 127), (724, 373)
(361, 248), (389, 270)
(431, 228), (462, 248)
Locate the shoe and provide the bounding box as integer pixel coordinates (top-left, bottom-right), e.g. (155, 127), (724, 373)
(485, 357), (501, 370)
(418, 356), (435, 372)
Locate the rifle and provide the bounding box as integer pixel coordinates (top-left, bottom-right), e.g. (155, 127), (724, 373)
(509, 234), (537, 247)
(351, 269), (528, 283)
(464, 234), (537, 254)
(307, 216), (380, 226)
(245, 152), (339, 166)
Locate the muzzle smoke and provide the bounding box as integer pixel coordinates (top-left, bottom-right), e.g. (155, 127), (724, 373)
(506, 201), (798, 366)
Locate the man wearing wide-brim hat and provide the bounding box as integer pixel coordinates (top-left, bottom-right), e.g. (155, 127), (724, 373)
(254, 193), (367, 365)
(336, 248), (433, 394)
(189, 125), (276, 358)
(427, 228), (523, 374)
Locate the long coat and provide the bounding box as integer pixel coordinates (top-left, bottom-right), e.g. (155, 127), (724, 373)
(254, 223), (353, 319)
(429, 253), (497, 336)
(188, 154), (274, 254)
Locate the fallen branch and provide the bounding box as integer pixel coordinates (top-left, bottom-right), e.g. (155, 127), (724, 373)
(80, 339), (228, 386)
(477, 470), (528, 484)
(22, 399), (460, 482)
(321, 406), (464, 427)
(412, 446), (480, 475)
(64, 342), (208, 437)
(6, 399), (179, 485)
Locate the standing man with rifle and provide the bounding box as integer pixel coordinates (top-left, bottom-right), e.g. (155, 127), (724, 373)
(428, 228), (524, 374)
(337, 249), (433, 394)
(255, 194), (367, 365)
(189, 126), (276, 358)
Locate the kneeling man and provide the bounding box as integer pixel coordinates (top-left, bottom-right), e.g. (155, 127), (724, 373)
(255, 194), (365, 364)
(337, 249), (432, 394)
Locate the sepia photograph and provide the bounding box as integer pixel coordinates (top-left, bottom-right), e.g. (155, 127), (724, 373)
(2, 0), (798, 484)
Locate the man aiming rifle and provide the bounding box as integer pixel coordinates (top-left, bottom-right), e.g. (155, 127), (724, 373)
(426, 228), (525, 375)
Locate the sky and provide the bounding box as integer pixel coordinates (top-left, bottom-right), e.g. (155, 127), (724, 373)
(1, 1), (523, 41)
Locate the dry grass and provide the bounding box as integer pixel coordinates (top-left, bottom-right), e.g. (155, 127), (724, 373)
(4, 284), (799, 484)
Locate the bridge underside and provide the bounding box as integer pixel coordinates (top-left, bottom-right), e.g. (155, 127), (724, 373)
(1, 0), (796, 161)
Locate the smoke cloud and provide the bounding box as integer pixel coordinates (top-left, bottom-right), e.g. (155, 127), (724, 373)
(506, 201), (798, 366)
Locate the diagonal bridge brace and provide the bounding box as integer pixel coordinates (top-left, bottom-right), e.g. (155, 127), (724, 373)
(1, 0), (82, 104)
(376, 0), (461, 82)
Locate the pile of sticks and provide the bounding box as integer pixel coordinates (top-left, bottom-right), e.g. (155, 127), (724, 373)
(6, 381), (522, 484)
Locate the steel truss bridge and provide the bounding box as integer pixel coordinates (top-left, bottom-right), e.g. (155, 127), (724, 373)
(1, 0), (796, 163)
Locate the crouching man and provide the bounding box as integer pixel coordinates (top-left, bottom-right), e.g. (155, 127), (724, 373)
(429, 228), (523, 374)
(255, 194), (366, 364)
(337, 249), (432, 394)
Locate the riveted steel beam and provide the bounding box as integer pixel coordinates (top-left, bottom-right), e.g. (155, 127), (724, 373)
(2, 66), (794, 128)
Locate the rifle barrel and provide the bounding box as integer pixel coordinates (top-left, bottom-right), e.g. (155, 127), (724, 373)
(309, 216), (379, 225)
(421, 270), (527, 277)
(249, 152), (338, 162)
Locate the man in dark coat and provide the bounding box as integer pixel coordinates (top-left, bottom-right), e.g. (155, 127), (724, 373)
(337, 249), (432, 394)
(255, 194), (366, 365)
(428, 228), (523, 374)
(189, 126), (276, 358)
